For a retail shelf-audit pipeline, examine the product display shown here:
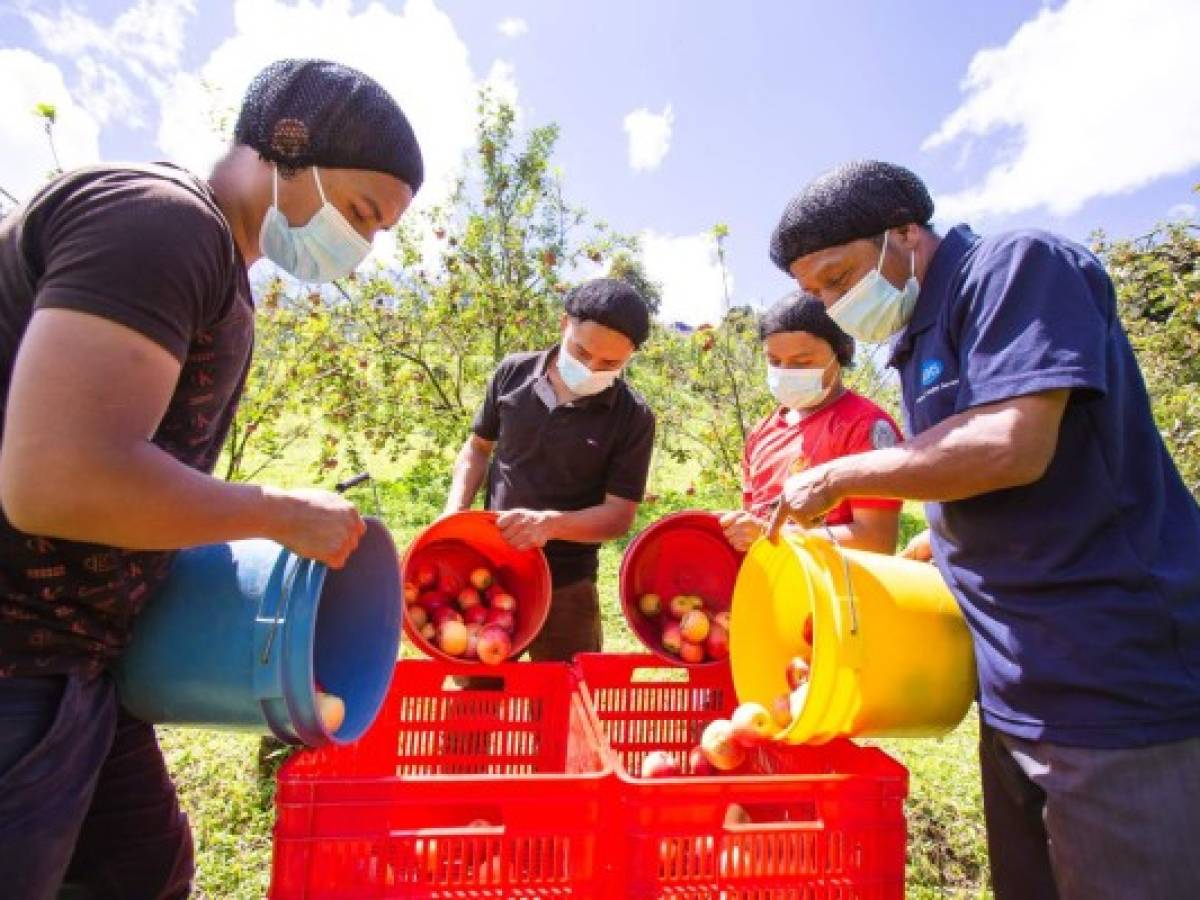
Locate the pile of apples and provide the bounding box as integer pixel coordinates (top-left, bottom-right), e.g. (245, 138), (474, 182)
(635, 592), (730, 664)
(640, 613), (817, 777)
(404, 563), (518, 664)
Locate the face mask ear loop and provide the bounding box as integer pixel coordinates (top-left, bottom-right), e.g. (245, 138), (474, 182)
(271, 163), (279, 208)
(910, 248), (917, 279)
(876, 230), (890, 271)
(312, 166), (328, 206)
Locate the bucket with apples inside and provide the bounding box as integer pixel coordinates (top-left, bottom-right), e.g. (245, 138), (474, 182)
(619, 510), (745, 668)
(400, 511), (552, 665)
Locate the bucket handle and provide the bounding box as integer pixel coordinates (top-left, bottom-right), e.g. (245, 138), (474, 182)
(819, 524), (860, 637)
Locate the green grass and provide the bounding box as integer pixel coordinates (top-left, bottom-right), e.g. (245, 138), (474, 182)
(160, 463), (991, 897)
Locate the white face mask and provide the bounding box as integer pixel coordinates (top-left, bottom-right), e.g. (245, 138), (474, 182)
(556, 341), (622, 397)
(767, 356), (836, 410)
(259, 165), (372, 283)
(827, 231), (920, 343)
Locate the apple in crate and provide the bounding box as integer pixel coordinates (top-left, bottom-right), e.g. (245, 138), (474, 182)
(419, 621), (437, 642)
(437, 571), (463, 596)
(637, 592), (662, 617)
(771, 694), (793, 730)
(463, 604), (489, 627)
(403, 582), (420, 604)
(315, 691), (345, 733)
(640, 750), (681, 778)
(415, 564), (437, 590)
(700, 719), (746, 772)
(713, 610), (730, 631)
(705, 623), (729, 660)
(680, 640), (706, 664)
(469, 567), (494, 591)
(688, 745), (717, 776)
(661, 622), (683, 655)
(432, 606), (463, 627)
(731, 701), (777, 745)
(463, 624), (481, 660)
(408, 605), (429, 629)
(477, 625), (512, 665)
(438, 620), (469, 656)
(680, 610), (710, 643)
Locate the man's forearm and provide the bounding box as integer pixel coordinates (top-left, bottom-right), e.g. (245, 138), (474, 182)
(548, 503), (635, 544)
(2, 438), (285, 550)
(444, 442), (489, 513)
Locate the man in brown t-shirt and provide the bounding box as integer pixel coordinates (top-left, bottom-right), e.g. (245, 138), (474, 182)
(0, 59), (423, 897)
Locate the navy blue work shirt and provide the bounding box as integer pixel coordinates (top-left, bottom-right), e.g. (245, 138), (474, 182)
(890, 224), (1200, 748)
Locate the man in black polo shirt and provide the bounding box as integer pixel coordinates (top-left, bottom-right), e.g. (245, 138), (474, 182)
(445, 278), (655, 660)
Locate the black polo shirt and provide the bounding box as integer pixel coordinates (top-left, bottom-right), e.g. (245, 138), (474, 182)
(472, 348), (656, 587)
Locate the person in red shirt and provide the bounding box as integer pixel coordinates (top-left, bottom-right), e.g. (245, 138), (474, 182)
(720, 293), (902, 553)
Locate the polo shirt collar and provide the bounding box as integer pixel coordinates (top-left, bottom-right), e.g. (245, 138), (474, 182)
(535, 346), (619, 409)
(889, 223), (978, 366)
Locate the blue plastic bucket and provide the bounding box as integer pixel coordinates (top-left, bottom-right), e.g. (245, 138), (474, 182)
(114, 518), (401, 746)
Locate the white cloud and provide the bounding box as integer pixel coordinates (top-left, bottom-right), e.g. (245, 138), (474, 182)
(19, 0), (196, 127)
(483, 59), (520, 111)
(623, 104), (674, 172)
(925, 0), (1200, 222)
(156, 0), (484, 215)
(1167, 202), (1197, 222)
(0, 50), (102, 205)
(497, 17), (528, 38)
(640, 229), (731, 326)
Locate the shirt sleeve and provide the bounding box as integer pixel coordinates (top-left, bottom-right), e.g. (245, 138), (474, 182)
(954, 234), (1110, 412)
(605, 404), (656, 502)
(471, 364), (505, 441)
(32, 171), (233, 363)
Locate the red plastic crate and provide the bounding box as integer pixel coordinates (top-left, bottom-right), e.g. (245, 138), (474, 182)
(270, 660), (614, 898)
(574, 653), (909, 899)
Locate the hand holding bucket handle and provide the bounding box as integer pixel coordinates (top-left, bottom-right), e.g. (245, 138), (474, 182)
(766, 465), (840, 541)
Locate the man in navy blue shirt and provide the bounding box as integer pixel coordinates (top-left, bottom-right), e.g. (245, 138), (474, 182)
(767, 160), (1200, 899)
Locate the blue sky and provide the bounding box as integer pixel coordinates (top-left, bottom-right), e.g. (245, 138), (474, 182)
(2, 0), (1198, 324)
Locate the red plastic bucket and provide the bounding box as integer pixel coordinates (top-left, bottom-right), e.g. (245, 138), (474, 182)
(400, 511), (552, 663)
(619, 510), (745, 667)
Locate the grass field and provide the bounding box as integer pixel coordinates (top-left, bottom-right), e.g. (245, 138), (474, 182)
(157, 450), (992, 898)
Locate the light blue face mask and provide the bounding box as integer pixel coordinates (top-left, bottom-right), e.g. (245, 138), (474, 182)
(826, 231), (920, 343)
(767, 356), (836, 410)
(259, 165), (372, 283)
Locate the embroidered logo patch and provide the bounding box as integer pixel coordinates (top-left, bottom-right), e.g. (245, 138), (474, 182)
(920, 359), (944, 388)
(870, 420), (898, 449)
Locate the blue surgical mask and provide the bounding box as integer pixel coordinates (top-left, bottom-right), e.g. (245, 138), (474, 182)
(557, 342), (621, 397)
(767, 357), (836, 410)
(259, 165), (372, 282)
(827, 231), (919, 343)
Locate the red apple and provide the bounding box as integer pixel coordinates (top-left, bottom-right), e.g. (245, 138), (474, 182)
(802, 614), (814, 647)
(457, 587), (482, 610)
(731, 701), (777, 746)
(432, 606), (463, 627)
(667, 595), (694, 619)
(680, 639), (706, 664)
(491, 592), (517, 613)
(705, 623), (729, 660)
(786, 656), (811, 692)
(463, 623), (481, 659)
(713, 610), (731, 631)
(485, 583), (506, 601)
(484, 608), (515, 633)
(688, 745), (717, 776)
(421, 590), (452, 611)
(419, 622), (437, 642)
(700, 719), (746, 771)
(680, 610), (710, 643)
(407, 605), (429, 629)
(415, 564), (437, 590)
(661, 622), (683, 655)
(477, 625), (512, 665)
(438, 620), (469, 656)
(637, 592), (662, 617)
(403, 582), (420, 604)
(437, 572), (462, 596)
(771, 694), (793, 730)
(640, 750), (681, 778)
(463, 604), (489, 626)
(469, 567), (494, 591)
(316, 691), (345, 732)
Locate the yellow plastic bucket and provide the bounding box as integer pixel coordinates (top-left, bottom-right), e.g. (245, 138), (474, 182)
(729, 532), (976, 745)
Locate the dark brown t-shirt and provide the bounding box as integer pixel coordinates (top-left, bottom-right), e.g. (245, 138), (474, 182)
(472, 348), (656, 587)
(0, 164), (254, 678)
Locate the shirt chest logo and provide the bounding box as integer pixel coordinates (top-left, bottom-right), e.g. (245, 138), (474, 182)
(920, 359), (945, 388)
